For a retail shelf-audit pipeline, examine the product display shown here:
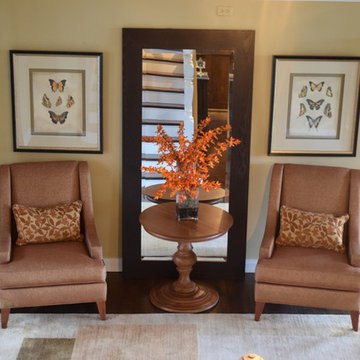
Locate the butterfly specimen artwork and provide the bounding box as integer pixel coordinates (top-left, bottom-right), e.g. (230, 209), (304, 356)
(40, 80), (75, 125)
(48, 110), (68, 124)
(293, 80), (329, 132)
(294, 79), (329, 131)
(324, 103), (332, 118)
(37, 71), (77, 127)
(66, 95), (75, 108)
(295, 79), (327, 125)
(10, 50), (103, 153)
(55, 96), (62, 106)
(298, 103), (306, 117)
(40, 89), (74, 124)
(41, 94), (51, 108)
(298, 86), (307, 98)
(306, 99), (324, 110)
(269, 56), (360, 155)
(309, 81), (324, 92)
(306, 115), (322, 129)
(49, 79), (66, 92)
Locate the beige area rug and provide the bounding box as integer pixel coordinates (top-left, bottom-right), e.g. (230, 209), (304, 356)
(1, 313), (359, 360)
(72, 324), (197, 360)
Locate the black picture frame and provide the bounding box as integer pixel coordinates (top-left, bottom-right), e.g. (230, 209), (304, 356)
(268, 55), (360, 156)
(10, 50), (103, 153)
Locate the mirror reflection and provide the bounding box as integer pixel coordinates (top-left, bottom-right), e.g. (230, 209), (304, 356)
(140, 48), (234, 262)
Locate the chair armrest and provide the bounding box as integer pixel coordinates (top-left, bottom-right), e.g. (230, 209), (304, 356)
(0, 165), (12, 263)
(348, 169), (360, 267)
(259, 224), (276, 260)
(84, 218), (103, 260)
(258, 164), (284, 260)
(79, 162), (103, 260)
(0, 226), (11, 263)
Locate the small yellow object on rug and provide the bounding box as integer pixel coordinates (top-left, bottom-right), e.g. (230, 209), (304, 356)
(241, 354), (264, 360)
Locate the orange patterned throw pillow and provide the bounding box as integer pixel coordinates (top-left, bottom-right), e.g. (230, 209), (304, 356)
(275, 205), (349, 253)
(13, 200), (83, 246)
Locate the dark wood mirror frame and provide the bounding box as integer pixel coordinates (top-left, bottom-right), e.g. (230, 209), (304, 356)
(122, 28), (255, 279)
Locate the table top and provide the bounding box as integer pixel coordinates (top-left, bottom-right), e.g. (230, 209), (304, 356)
(142, 184), (228, 204)
(139, 202), (233, 243)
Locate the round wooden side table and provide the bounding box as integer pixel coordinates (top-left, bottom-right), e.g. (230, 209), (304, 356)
(139, 202), (233, 313)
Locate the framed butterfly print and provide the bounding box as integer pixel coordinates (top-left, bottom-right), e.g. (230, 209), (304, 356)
(10, 51), (103, 153)
(268, 56), (360, 156)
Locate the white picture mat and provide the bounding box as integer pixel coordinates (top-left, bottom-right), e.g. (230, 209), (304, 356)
(12, 53), (101, 151)
(270, 59), (360, 154)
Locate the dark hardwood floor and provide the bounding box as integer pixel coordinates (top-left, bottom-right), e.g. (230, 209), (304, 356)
(13, 272), (345, 315)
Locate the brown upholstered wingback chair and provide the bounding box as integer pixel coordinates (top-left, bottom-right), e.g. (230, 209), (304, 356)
(0, 161), (107, 328)
(255, 163), (360, 331)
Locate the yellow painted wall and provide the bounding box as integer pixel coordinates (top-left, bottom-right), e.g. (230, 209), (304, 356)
(1, 0), (360, 261)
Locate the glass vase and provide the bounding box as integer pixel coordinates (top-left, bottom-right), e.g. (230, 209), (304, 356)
(176, 188), (199, 221)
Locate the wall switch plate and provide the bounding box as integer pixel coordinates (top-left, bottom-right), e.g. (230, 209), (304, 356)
(216, 6), (234, 16)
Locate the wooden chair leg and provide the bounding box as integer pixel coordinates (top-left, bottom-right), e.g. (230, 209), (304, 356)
(254, 302), (265, 321)
(1, 309), (10, 329)
(96, 301), (106, 321)
(350, 311), (359, 331)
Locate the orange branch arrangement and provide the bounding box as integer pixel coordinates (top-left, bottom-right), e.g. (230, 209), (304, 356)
(141, 117), (241, 202)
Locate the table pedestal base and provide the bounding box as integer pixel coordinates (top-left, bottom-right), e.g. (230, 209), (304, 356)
(150, 281), (219, 313)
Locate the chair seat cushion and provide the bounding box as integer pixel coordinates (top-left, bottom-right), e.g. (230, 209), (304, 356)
(0, 242), (106, 289)
(256, 247), (360, 292)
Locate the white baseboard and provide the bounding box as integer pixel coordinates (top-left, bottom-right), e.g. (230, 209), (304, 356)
(104, 258), (123, 272)
(245, 259), (257, 273)
(104, 257), (257, 273)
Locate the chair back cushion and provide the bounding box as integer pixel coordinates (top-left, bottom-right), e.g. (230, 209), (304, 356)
(281, 164), (350, 216)
(10, 161), (80, 207)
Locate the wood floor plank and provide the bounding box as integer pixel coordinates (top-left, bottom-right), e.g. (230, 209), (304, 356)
(11, 273), (346, 315)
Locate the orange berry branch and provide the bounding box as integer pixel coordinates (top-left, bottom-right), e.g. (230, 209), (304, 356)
(141, 117), (241, 201)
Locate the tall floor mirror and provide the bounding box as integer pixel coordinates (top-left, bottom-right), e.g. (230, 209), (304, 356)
(122, 29), (255, 279)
